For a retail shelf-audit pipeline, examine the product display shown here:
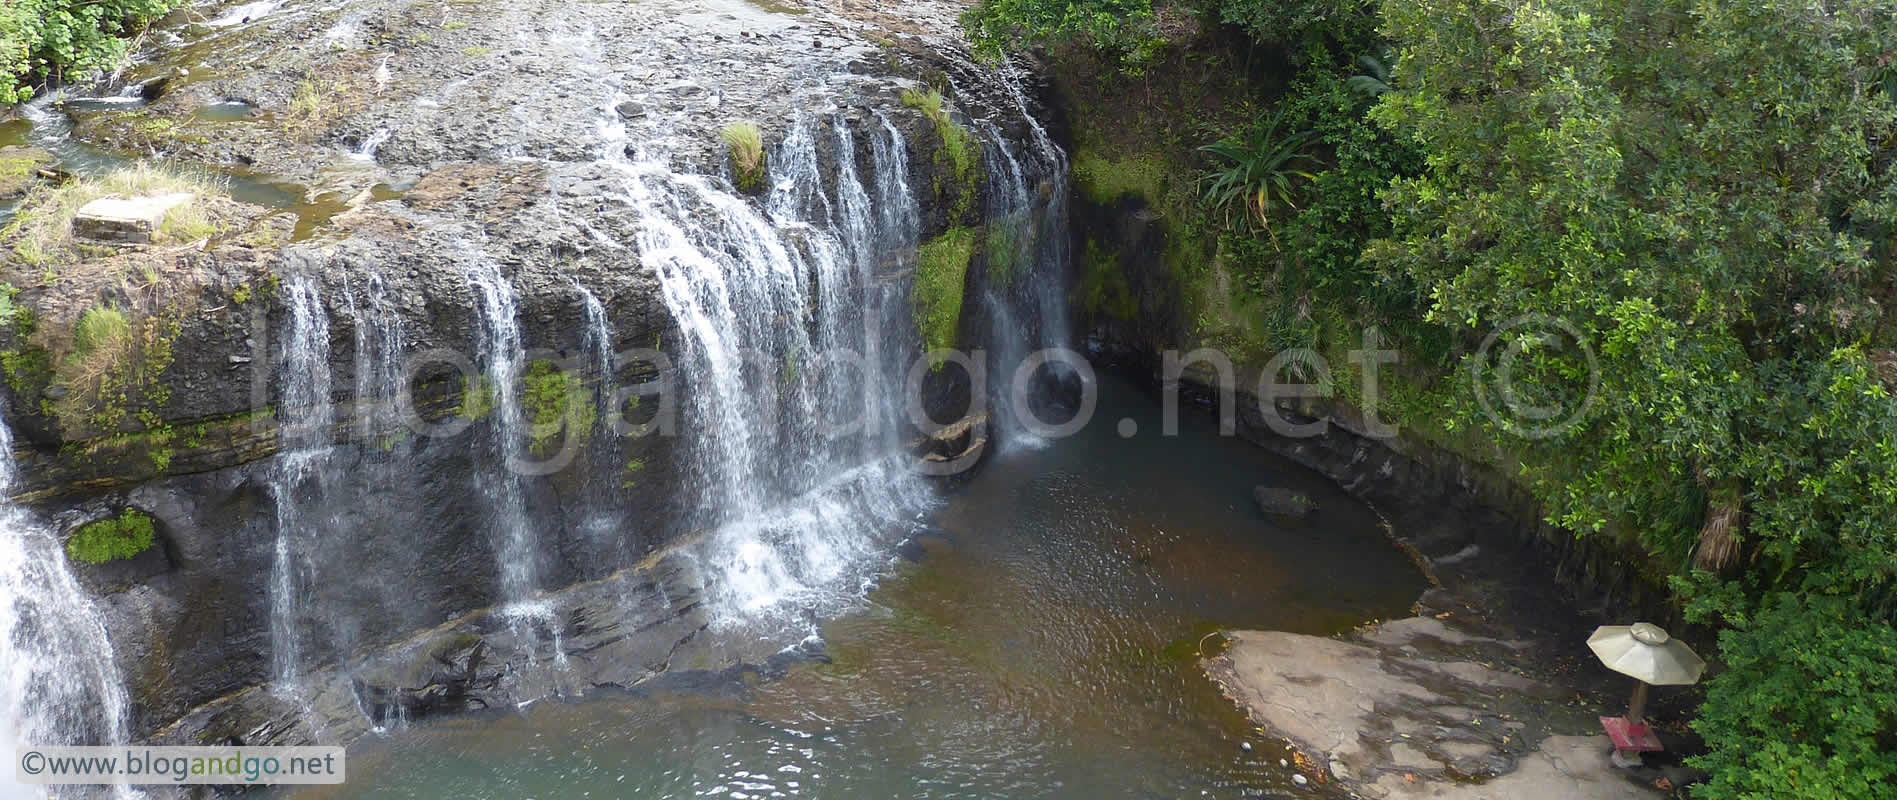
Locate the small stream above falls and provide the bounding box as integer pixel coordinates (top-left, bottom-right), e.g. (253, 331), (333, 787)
(282, 373), (1428, 799)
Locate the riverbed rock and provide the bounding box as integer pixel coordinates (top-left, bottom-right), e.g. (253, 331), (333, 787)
(1253, 486), (1317, 518)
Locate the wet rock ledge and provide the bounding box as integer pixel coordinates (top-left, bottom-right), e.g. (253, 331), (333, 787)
(1207, 617), (1665, 799)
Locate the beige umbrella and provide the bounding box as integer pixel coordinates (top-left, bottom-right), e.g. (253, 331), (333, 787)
(1589, 622), (1704, 726)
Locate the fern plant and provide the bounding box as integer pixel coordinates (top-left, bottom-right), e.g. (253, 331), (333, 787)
(1198, 109), (1318, 245)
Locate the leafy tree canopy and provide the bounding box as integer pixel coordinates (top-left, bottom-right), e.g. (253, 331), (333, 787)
(1370, 0), (1897, 594)
(0, 0), (185, 104)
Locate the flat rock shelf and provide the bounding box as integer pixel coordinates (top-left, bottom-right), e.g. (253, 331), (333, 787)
(1208, 616), (1665, 799)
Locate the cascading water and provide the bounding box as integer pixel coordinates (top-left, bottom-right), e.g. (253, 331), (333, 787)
(344, 273), (408, 450)
(0, 411), (131, 798)
(268, 273), (335, 693)
(576, 285), (614, 425)
(611, 107), (935, 629)
(870, 112), (922, 268)
(570, 283), (630, 556)
(348, 128), (391, 162)
(462, 251), (547, 615)
(964, 67), (1075, 447)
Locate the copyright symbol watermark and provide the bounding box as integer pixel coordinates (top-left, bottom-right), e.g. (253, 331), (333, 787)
(20, 750), (43, 774)
(1471, 314), (1599, 440)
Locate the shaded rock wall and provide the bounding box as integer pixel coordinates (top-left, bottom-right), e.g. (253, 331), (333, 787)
(1074, 205), (1685, 632)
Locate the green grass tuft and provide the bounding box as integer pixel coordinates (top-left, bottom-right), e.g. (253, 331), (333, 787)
(72, 307), (129, 357)
(721, 121), (767, 194)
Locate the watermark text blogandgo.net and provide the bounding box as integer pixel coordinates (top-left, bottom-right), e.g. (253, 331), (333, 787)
(16, 746), (345, 785)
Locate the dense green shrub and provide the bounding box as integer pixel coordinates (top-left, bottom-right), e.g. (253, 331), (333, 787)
(1687, 593), (1897, 800)
(0, 0), (187, 104)
(962, 0), (1161, 66)
(65, 508), (156, 564)
(1369, 0), (1897, 793)
(964, 0), (1378, 69)
(1273, 69), (1423, 321)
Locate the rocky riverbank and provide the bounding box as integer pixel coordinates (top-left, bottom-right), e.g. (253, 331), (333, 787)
(1170, 378), (1708, 797)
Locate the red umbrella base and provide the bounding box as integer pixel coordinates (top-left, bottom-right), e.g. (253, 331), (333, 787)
(1600, 716), (1664, 752)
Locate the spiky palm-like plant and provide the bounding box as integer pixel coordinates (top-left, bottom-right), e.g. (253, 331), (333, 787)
(1198, 110), (1317, 244)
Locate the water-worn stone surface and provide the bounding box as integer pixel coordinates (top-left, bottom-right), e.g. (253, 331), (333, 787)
(1179, 382), (1706, 795)
(1209, 618), (1660, 799)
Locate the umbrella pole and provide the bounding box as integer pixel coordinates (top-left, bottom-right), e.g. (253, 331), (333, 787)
(1627, 681), (1649, 729)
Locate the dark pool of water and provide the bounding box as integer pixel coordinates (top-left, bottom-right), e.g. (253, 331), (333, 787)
(285, 372), (1427, 798)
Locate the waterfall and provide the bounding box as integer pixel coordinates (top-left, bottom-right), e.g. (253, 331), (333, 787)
(765, 112), (833, 226)
(463, 251), (544, 611)
(345, 273), (408, 450)
(269, 273), (335, 692)
(832, 119), (876, 279)
(612, 110), (933, 627)
(994, 64), (1073, 356)
(266, 271), (420, 708)
(572, 283), (627, 556)
(961, 67), (1075, 448)
(870, 112), (921, 269)
(0, 412), (131, 797)
(576, 285), (614, 424)
(348, 128), (391, 162)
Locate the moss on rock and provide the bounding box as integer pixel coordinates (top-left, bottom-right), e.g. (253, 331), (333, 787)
(903, 89), (982, 224)
(1075, 238), (1138, 320)
(522, 359), (595, 456)
(1071, 147), (1168, 207)
(914, 226), (977, 365)
(66, 508), (157, 565)
(0, 147), (53, 199)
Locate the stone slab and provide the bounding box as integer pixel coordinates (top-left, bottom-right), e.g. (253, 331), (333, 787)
(73, 192), (195, 243)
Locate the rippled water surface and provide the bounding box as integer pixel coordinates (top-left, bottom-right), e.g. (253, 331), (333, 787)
(290, 374), (1427, 798)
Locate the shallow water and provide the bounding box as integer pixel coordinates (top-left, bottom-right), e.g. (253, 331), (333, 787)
(285, 373), (1427, 798)
(1, 96), (370, 236)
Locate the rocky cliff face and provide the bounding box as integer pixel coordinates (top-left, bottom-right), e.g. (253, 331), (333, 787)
(1, 0), (1068, 746)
